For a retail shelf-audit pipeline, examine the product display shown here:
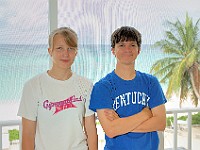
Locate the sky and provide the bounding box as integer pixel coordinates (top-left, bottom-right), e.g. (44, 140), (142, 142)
(58, 0), (200, 44)
(0, 0), (48, 45)
(0, 0), (200, 45)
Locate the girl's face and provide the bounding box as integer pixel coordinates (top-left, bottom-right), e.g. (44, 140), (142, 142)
(112, 40), (140, 66)
(48, 34), (77, 70)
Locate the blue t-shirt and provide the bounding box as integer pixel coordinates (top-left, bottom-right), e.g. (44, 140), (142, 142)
(90, 70), (167, 150)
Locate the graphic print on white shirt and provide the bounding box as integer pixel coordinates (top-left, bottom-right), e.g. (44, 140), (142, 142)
(43, 95), (84, 115)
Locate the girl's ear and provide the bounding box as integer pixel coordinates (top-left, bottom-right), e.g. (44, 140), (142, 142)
(75, 50), (78, 56)
(48, 48), (52, 56)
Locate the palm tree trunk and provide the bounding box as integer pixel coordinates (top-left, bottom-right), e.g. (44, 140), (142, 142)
(189, 62), (200, 100)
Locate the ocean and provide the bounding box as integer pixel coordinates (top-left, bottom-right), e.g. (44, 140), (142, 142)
(0, 44), (49, 102)
(0, 44), (167, 101)
(0, 44), (170, 120)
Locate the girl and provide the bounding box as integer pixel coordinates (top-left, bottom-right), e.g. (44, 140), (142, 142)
(18, 27), (98, 150)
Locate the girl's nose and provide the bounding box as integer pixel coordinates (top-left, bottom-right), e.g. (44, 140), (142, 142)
(63, 49), (69, 56)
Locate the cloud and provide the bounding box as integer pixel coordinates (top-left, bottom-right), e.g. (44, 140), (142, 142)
(0, 0), (200, 44)
(0, 0), (48, 44)
(57, 0), (200, 45)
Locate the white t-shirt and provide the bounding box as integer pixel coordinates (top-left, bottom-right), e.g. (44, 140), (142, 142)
(18, 72), (94, 150)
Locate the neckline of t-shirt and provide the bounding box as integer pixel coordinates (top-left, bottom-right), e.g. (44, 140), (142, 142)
(44, 71), (75, 84)
(112, 70), (138, 84)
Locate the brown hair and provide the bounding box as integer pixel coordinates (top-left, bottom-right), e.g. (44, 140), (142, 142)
(111, 26), (142, 48)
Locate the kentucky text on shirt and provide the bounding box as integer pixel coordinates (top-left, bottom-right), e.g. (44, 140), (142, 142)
(113, 91), (150, 111)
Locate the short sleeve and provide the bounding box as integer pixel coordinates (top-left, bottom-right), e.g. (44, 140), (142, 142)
(17, 81), (39, 121)
(89, 82), (113, 112)
(148, 76), (167, 109)
(84, 82), (95, 117)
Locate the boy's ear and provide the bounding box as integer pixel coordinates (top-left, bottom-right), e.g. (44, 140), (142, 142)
(138, 48), (141, 54)
(111, 48), (115, 55)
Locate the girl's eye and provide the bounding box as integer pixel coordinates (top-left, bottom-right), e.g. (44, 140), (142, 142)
(55, 47), (76, 52)
(56, 47), (63, 51)
(67, 47), (75, 51)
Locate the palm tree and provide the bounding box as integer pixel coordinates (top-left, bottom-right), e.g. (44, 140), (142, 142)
(150, 13), (200, 107)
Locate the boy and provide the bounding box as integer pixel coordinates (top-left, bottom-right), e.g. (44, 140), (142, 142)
(90, 26), (166, 150)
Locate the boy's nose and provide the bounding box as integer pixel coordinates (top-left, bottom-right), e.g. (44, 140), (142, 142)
(124, 46), (132, 52)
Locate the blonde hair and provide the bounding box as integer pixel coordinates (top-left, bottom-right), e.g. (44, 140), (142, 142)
(48, 27), (78, 48)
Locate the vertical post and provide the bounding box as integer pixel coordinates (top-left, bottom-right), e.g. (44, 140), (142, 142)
(173, 112), (178, 150)
(19, 123), (22, 150)
(48, 0), (58, 32)
(48, 0), (58, 68)
(0, 125), (2, 150)
(187, 112), (192, 150)
(158, 131), (164, 150)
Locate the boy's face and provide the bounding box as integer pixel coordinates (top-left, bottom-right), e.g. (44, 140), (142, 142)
(48, 34), (77, 70)
(112, 40), (140, 65)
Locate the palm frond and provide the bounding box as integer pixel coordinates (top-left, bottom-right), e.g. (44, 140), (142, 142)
(159, 71), (173, 83)
(150, 57), (181, 73)
(185, 48), (197, 69)
(154, 40), (184, 56)
(166, 59), (189, 96)
(165, 31), (182, 47)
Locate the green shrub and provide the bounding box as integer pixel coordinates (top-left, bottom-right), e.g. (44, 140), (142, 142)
(166, 116), (174, 126)
(9, 129), (19, 142)
(166, 112), (200, 126)
(192, 112), (200, 125)
(178, 115), (187, 121)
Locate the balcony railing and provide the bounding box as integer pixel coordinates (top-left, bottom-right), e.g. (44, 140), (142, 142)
(1, 107), (200, 150)
(164, 107), (200, 150)
(0, 120), (21, 150)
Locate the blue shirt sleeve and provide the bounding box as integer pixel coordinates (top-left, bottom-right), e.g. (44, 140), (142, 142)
(89, 82), (113, 112)
(148, 76), (167, 109)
